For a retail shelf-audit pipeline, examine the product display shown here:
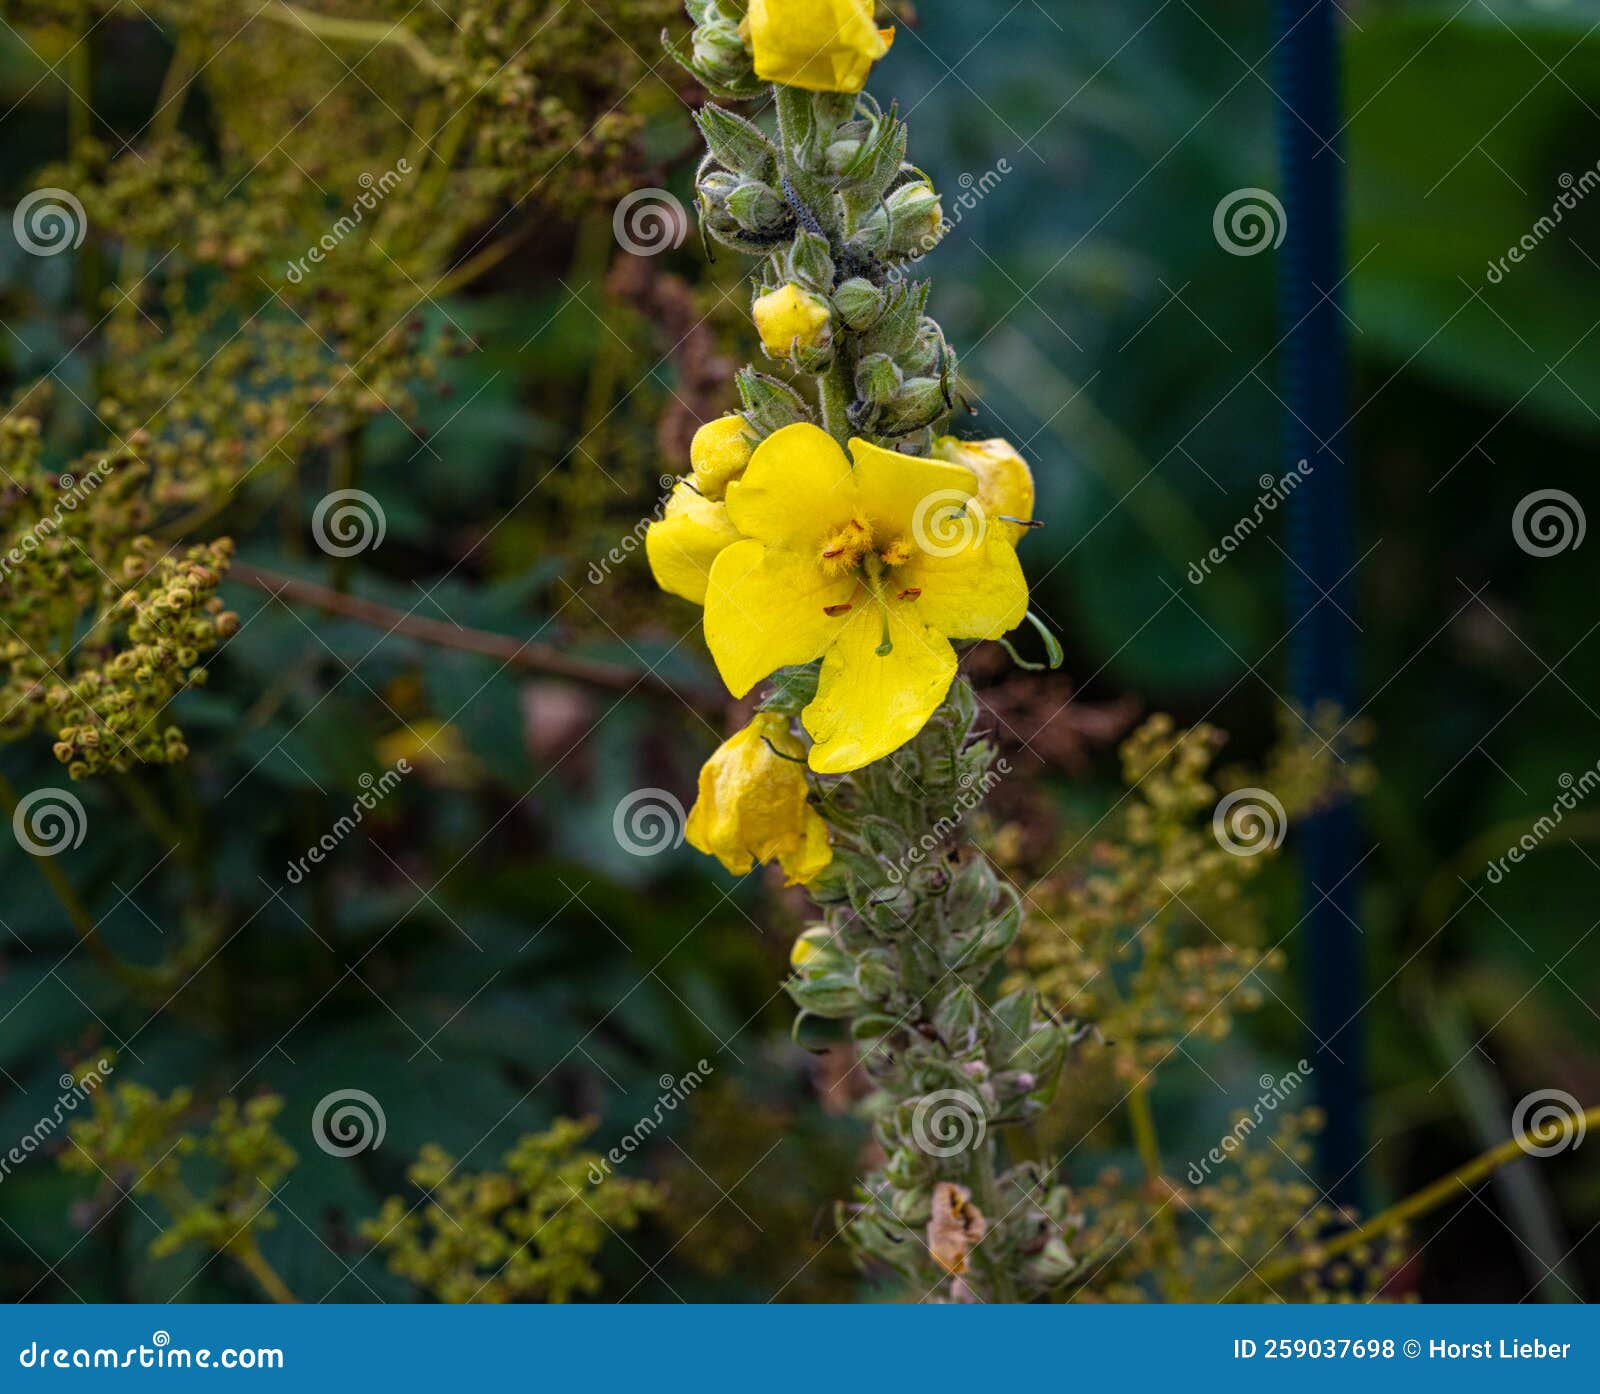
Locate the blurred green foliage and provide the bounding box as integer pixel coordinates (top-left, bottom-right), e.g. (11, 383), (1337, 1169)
(0, 0), (1594, 1303)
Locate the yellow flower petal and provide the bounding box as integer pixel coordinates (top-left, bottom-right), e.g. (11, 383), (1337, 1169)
(747, 0), (893, 94)
(932, 436), (1036, 543)
(803, 601), (957, 773)
(725, 422), (857, 549)
(690, 415), (754, 500)
(705, 538), (855, 697)
(848, 435), (978, 541)
(685, 714), (833, 883)
(645, 482), (740, 606)
(897, 534), (1028, 640)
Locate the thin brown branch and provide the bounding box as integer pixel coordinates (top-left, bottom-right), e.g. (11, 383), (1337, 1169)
(227, 561), (721, 713)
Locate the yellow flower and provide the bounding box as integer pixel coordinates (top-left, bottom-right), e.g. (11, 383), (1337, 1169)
(753, 283), (832, 358)
(933, 436), (1036, 544)
(690, 415), (754, 500)
(704, 423), (1028, 773)
(746, 0), (894, 94)
(686, 713), (833, 883)
(645, 481), (740, 605)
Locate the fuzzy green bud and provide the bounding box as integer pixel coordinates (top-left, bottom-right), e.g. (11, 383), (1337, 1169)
(832, 276), (885, 331)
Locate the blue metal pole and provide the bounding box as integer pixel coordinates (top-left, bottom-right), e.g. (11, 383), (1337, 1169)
(1273, 0), (1365, 1208)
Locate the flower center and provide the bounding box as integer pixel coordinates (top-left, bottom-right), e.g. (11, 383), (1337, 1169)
(816, 517), (916, 580)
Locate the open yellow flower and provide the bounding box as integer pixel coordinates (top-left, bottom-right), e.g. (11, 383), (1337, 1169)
(689, 414), (754, 500)
(645, 481), (740, 605)
(686, 713), (832, 883)
(746, 0), (894, 94)
(932, 436), (1036, 544)
(705, 423), (1028, 773)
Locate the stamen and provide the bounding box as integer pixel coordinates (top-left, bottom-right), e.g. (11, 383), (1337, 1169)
(896, 587), (922, 601)
(823, 602), (854, 616)
(999, 515), (1045, 530)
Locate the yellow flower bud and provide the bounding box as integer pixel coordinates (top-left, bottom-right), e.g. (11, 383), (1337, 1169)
(645, 482), (740, 606)
(932, 436), (1036, 544)
(746, 0), (894, 94)
(686, 714), (833, 884)
(753, 283), (833, 358)
(689, 415), (754, 500)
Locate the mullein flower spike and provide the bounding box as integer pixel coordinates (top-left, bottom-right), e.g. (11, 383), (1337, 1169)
(647, 0), (1078, 1300)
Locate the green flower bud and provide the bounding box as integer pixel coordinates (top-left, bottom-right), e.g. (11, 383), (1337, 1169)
(786, 969), (861, 1019)
(933, 984), (982, 1048)
(854, 352), (903, 406)
(832, 276), (885, 331)
(694, 105), (778, 181)
(885, 179), (945, 259)
(785, 230), (836, 295)
(725, 179), (790, 236)
(855, 951), (898, 1002)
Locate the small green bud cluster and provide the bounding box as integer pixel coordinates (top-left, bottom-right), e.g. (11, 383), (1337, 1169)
(687, 66), (957, 447)
(668, 0), (763, 98)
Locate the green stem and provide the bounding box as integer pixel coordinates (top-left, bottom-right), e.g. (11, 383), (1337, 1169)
(819, 356), (852, 446)
(0, 767), (163, 993)
(261, 2), (450, 81)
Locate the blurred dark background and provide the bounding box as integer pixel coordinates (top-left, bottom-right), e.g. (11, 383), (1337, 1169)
(0, 0), (1595, 1302)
